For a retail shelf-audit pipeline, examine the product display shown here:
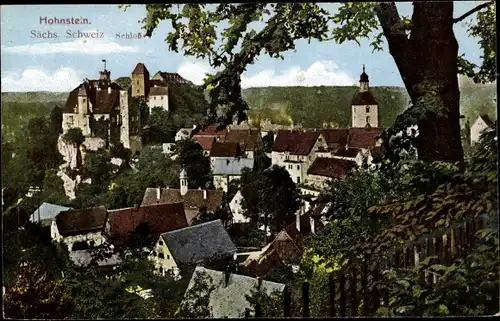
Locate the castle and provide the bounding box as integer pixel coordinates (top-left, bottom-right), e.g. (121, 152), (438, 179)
(61, 61), (192, 153)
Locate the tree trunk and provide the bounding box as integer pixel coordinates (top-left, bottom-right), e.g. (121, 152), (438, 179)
(376, 2), (464, 168)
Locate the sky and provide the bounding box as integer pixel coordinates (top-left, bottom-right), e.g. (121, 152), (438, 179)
(0, 2), (489, 92)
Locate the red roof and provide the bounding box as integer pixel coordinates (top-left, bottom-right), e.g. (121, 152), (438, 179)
(107, 202), (187, 246)
(320, 129), (349, 150)
(224, 129), (261, 151)
(273, 130), (321, 155)
(307, 157), (357, 179)
(352, 91), (378, 105)
(193, 136), (216, 151)
(132, 62), (149, 74)
(210, 142), (242, 157)
(348, 128), (383, 149)
(194, 124), (228, 137)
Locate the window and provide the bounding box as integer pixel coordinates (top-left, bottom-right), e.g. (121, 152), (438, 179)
(83, 98), (86, 103)
(154, 96), (156, 100)
(159, 240), (164, 246)
(366, 116), (370, 124)
(159, 267), (163, 274)
(137, 80), (139, 84)
(69, 116), (74, 124)
(167, 255), (170, 259)
(137, 89), (140, 93)
(297, 177), (301, 184)
(297, 165), (300, 170)
(159, 253), (164, 259)
(161, 96), (163, 100)
(366, 106), (370, 113)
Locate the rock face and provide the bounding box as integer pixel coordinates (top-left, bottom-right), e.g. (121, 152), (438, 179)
(57, 135), (105, 199)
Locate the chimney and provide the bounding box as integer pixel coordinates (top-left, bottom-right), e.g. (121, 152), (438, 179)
(310, 216), (316, 234)
(107, 86), (111, 94)
(203, 189), (207, 199)
(156, 188), (161, 200)
(296, 210), (301, 232)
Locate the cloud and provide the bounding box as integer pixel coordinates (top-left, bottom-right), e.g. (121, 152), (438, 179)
(1, 67), (82, 92)
(2, 30), (141, 55)
(176, 60), (356, 88)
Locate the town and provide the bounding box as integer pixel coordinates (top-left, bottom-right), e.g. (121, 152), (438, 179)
(2, 2), (498, 319)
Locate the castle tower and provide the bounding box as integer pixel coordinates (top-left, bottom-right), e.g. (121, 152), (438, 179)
(98, 59), (111, 88)
(77, 86), (88, 115)
(180, 168), (188, 196)
(351, 65), (379, 128)
(131, 62), (150, 98)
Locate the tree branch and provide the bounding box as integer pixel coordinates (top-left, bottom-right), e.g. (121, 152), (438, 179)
(453, 1), (493, 23)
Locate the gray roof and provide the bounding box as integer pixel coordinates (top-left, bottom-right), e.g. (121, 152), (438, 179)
(185, 266), (285, 318)
(29, 202), (71, 226)
(212, 158), (255, 176)
(161, 220), (236, 265)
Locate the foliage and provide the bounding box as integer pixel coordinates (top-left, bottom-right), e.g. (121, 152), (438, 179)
(89, 114), (110, 143)
(192, 203), (233, 227)
(176, 271), (216, 318)
(142, 107), (177, 144)
(227, 222), (266, 248)
(378, 226), (499, 316)
(173, 138), (211, 188)
(63, 127), (85, 147)
(240, 165), (300, 236)
(244, 285), (284, 317)
(114, 76), (132, 89)
(244, 86), (409, 128)
(3, 261), (72, 319)
(40, 169), (70, 205)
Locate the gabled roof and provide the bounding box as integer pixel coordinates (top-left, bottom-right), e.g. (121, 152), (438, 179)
(194, 125), (228, 137)
(334, 147), (362, 158)
(348, 127), (383, 149)
(320, 129), (350, 150)
(193, 136), (216, 151)
(224, 129), (261, 151)
(272, 130), (321, 155)
(307, 157), (357, 179)
(161, 220), (236, 265)
(141, 188), (224, 213)
(29, 203), (71, 226)
(106, 202), (188, 246)
(210, 142), (242, 157)
(185, 266), (285, 318)
(155, 72), (192, 85)
(149, 86), (169, 96)
(213, 158), (255, 176)
(56, 206), (108, 237)
(352, 91), (378, 105)
(132, 62), (149, 75)
(478, 114), (495, 128)
(63, 83), (121, 114)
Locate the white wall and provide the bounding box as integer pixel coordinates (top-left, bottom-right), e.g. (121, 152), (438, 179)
(471, 117), (491, 144)
(229, 191), (249, 224)
(352, 104), (378, 128)
(148, 95), (169, 113)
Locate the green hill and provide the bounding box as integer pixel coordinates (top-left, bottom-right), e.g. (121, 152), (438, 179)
(242, 86), (410, 128)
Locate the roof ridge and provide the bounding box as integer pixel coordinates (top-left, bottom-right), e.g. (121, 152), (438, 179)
(161, 219), (222, 236)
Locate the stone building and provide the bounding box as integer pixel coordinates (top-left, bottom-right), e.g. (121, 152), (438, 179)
(351, 65), (379, 128)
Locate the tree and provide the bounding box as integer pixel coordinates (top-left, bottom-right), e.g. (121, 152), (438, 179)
(143, 107), (177, 144)
(173, 138), (211, 188)
(128, 2), (496, 166)
(63, 127), (85, 169)
(240, 165), (300, 238)
(176, 271), (216, 318)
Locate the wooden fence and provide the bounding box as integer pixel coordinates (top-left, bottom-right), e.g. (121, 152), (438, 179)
(249, 214), (488, 318)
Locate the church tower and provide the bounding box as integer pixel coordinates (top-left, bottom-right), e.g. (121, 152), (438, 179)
(179, 168), (188, 196)
(131, 62), (150, 98)
(351, 65), (379, 128)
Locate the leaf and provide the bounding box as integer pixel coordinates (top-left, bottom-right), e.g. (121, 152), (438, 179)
(439, 304), (449, 315)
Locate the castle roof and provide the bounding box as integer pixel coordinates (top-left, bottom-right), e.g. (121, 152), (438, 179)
(132, 62), (149, 75)
(272, 130), (322, 155)
(352, 91), (378, 105)
(64, 83), (122, 114)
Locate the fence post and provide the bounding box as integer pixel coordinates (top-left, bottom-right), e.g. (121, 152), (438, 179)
(350, 265), (358, 316)
(362, 260), (369, 316)
(302, 281), (310, 318)
(283, 285), (291, 318)
(444, 231), (453, 265)
(465, 221), (473, 255)
(455, 226), (464, 258)
(328, 273), (335, 317)
(339, 271), (346, 317)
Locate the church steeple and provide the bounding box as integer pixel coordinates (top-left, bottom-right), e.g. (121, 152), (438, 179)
(359, 64), (369, 92)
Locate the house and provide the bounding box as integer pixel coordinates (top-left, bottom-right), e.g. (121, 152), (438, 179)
(351, 65), (379, 128)
(471, 114), (495, 144)
(51, 206), (109, 252)
(162, 143), (176, 158)
(193, 136), (216, 156)
(223, 129), (262, 159)
(212, 158), (255, 192)
(318, 128), (350, 152)
(271, 130), (328, 184)
(106, 202), (188, 247)
(148, 85), (169, 113)
(29, 202), (71, 227)
(192, 124), (228, 148)
(141, 169), (224, 225)
(241, 211), (323, 277)
(347, 127), (383, 151)
(150, 219), (236, 276)
(333, 147), (366, 166)
(209, 141), (243, 169)
(183, 266), (285, 318)
(305, 157), (357, 191)
(175, 125), (197, 141)
(62, 63), (142, 153)
(229, 191), (249, 224)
